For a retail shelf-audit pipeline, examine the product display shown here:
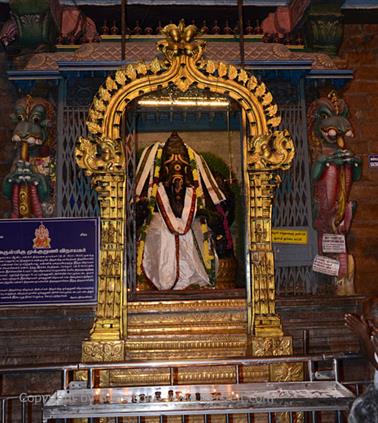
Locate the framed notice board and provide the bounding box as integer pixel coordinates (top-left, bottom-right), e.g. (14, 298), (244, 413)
(0, 218), (99, 306)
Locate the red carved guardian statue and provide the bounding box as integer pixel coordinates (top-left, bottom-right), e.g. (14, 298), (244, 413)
(308, 91), (362, 295)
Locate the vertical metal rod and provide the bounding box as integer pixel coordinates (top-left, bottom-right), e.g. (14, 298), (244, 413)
(56, 78), (67, 217)
(121, 0), (127, 61)
(226, 414), (230, 423)
(289, 411), (294, 423)
(303, 329), (308, 354)
(237, 0), (245, 67)
(311, 411), (316, 423)
(62, 369), (68, 389)
(1, 399), (7, 423)
(20, 399), (26, 423)
(355, 383), (360, 396)
(137, 416), (142, 423)
(247, 412), (252, 423)
(160, 415), (164, 423)
(88, 368), (94, 389)
(235, 365), (240, 384)
(336, 410), (342, 423)
(333, 358), (339, 382)
(268, 412), (273, 423)
(308, 360), (313, 382)
(170, 368), (174, 386)
(204, 414), (208, 423)
(181, 415), (185, 423)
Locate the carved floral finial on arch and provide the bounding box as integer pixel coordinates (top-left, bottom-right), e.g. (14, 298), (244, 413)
(158, 19), (205, 61)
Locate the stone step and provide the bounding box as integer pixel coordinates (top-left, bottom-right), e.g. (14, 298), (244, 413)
(125, 348), (248, 360)
(127, 324), (247, 336)
(126, 333), (247, 349)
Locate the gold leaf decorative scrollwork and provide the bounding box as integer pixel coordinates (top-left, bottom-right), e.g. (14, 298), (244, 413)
(252, 337), (274, 356)
(93, 97), (106, 112)
(115, 69), (126, 85)
(228, 64), (238, 80)
(218, 62), (228, 78)
(273, 336), (292, 356)
(126, 64), (137, 80)
(266, 103), (278, 117)
(87, 121), (102, 135)
(76, 135), (125, 175)
(99, 86), (111, 102)
(82, 341), (124, 362)
(175, 77), (192, 92)
(255, 82), (266, 98)
(247, 130), (295, 171)
(150, 57), (161, 74)
(262, 92), (273, 106)
(88, 109), (103, 122)
(271, 362), (303, 382)
(268, 116), (282, 128)
(206, 60), (216, 75)
(135, 62), (148, 75)
(247, 76), (258, 91)
(106, 76), (118, 92)
(238, 69), (249, 84)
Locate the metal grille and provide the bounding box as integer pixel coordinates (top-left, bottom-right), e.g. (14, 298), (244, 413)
(57, 105), (99, 217)
(56, 78), (318, 295)
(275, 265), (313, 296)
(123, 111), (137, 293)
(273, 103), (311, 227)
(272, 94), (317, 295)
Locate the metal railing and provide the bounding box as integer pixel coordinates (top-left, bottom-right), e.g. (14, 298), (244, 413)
(0, 353), (370, 423)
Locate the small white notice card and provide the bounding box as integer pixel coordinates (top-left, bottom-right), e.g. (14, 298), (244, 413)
(312, 255), (340, 276)
(322, 234), (346, 253)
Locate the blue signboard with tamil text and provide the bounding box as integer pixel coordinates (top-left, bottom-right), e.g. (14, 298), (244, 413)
(0, 218), (99, 306)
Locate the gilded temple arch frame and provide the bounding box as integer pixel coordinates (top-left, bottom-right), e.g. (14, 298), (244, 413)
(76, 22), (295, 360)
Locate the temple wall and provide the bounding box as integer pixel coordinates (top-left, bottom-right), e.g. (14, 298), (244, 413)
(0, 51), (17, 217)
(339, 23), (378, 295)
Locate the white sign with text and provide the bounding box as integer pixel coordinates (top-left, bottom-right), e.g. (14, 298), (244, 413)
(322, 234), (346, 253)
(312, 254), (340, 276)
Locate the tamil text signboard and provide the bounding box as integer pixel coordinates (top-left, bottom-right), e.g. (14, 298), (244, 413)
(0, 218), (99, 306)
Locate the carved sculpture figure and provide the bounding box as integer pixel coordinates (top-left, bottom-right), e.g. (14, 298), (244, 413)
(0, 0), (98, 50)
(308, 91), (362, 295)
(2, 95), (56, 218)
(57, 6), (98, 44)
(135, 132), (234, 290)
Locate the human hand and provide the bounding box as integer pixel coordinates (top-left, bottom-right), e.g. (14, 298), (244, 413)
(344, 313), (370, 340)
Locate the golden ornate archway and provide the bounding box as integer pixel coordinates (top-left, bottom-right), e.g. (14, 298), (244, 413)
(76, 21), (295, 362)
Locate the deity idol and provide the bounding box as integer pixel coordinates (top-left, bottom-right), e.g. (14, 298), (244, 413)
(135, 132), (233, 290)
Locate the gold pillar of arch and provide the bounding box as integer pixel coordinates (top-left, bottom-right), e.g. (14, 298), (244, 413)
(76, 21), (295, 362)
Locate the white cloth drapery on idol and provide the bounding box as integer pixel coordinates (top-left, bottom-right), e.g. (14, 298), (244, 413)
(135, 142), (225, 290)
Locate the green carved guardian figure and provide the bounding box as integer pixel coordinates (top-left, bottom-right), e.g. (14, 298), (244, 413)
(3, 95), (56, 218)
